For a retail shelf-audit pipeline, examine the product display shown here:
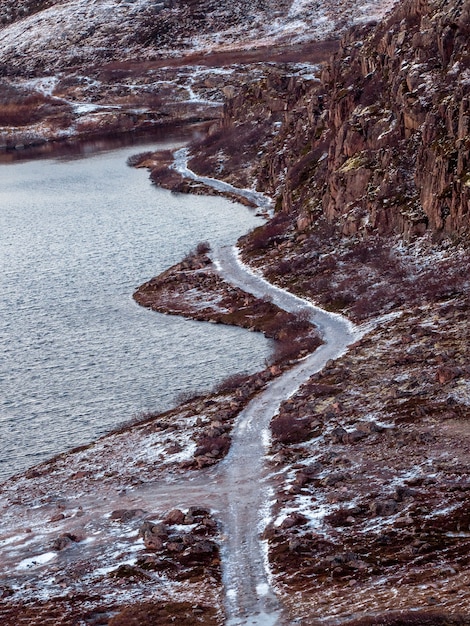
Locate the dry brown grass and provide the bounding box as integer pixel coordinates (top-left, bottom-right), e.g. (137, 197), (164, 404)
(109, 601), (220, 625)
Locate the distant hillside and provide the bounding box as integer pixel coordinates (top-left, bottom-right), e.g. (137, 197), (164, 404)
(0, 0), (396, 74)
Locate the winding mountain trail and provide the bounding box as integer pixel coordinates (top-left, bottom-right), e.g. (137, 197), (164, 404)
(170, 152), (362, 623)
(0, 157), (363, 625)
(212, 246), (361, 624)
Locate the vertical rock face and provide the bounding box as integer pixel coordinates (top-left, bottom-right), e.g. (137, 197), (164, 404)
(321, 0), (469, 238)
(321, 0), (470, 238)
(207, 0), (470, 240)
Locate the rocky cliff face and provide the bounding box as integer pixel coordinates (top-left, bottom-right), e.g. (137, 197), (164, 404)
(200, 0), (470, 240)
(320, 0), (470, 238)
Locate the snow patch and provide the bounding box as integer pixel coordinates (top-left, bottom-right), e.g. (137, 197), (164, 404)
(256, 582), (269, 596)
(17, 551), (56, 570)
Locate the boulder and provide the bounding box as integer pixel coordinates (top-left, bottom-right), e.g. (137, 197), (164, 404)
(279, 512), (309, 529)
(330, 426), (347, 443)
(139, 521), (168, 550)
(52, 533), (81, 551)
(436, 365), (462, 384)
(163, 509), (185, 525)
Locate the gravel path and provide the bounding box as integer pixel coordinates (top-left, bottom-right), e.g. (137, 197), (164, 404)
(212, 245), (361, 624)
(172, 151), (362, 623)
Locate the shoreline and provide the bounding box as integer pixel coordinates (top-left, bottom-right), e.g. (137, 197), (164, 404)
(0, 200), (358, 626)
(2, 21), (470, 619)
(0, 119), (215, 163)
(2, 134), (470, 625)
(132, 245), (322, 364)
(0, 133), (351, 625)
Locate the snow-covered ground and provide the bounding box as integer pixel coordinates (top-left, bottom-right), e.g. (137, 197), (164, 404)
(0, 0), (399, 73)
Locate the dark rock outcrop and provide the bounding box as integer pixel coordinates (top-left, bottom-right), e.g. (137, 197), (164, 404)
(191, 0), (470, 240)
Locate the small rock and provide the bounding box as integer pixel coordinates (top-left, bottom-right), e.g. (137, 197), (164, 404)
(436, 365), (461, 384)
(190, 539), (216, 555)
(294, 471), (309, 486)
(139, 521), (168, 550)
(164, 509), (185, 525)
(369, 499), (398, 516)
(330, 427), (347, 443)
(344, 429), (367, 444)
(280, 512), (308, 529)
(52, 533), (80, 551)
(288, 537), (303, 551)
(110, 509), (146, 522)
(188, 506), (210, 518)
(167, 541), (184, 553)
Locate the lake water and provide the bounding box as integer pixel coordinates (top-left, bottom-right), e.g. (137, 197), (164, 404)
(0, 139), (271, 482)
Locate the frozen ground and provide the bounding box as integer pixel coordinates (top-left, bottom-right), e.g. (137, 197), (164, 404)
(0, 0), (398, 73)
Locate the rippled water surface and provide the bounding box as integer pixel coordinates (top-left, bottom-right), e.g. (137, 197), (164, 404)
(0, 140), (271, 481)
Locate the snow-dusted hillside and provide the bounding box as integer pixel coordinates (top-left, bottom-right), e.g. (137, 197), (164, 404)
(0, 0), (397, 74)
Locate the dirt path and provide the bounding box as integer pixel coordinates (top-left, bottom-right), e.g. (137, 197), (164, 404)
(0, 160), (361, 625)
(211, 246), (361, 624)
(167, 151), (361, 623)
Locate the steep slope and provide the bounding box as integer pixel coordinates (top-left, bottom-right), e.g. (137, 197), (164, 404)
(188, 0), (470, 241)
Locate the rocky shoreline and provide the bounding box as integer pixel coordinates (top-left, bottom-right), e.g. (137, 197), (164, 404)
(133, 244), (321, 364)
(162, 167), (470, 623)
(2, 155), (470, 626)
(1, 0), (470, 621)
(0, 233), (323, 626)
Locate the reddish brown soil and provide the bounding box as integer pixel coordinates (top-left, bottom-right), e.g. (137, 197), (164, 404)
(92, 40), (339, 73)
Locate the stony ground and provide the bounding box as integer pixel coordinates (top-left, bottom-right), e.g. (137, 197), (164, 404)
(264, 295), (470, 623)
(228, 200), (470, 622)
(0, 243), (321, 625)
(0, 374), (273, 625)
(0, 46), (331, 152)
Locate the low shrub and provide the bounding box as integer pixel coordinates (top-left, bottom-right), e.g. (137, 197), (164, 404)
(109, 601), (219, 626)
(194, 435), (230, 457)
(270, 334), (321, 364)
(150, 166), (183, 188)
(126, 151), (153, 167)
(196, 240), (211, 255)
(214, 372), (250, 393)
(247, 214), (290, 251)
(175, 389), (207, 405)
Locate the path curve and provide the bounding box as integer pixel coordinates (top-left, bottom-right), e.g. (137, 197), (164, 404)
(212, 245), (362, 625)
(171, 151), (363, 623)
(172, 148), (274, 211)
